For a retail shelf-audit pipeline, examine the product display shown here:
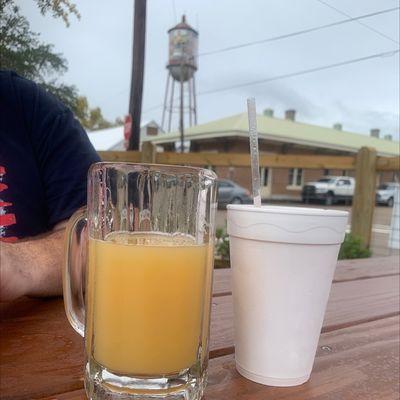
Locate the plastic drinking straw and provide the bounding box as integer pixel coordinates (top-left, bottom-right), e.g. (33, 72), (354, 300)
(247, 98), (262, 207)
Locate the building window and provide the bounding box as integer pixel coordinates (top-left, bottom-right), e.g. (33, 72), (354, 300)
(260, 167), (270, 187)
(288, 168), (303, 187)
(324, 169), (330, 176)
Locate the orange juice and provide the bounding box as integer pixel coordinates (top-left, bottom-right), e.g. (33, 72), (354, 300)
(86, 232), (210, 375)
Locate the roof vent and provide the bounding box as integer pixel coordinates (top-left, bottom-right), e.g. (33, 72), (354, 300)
(370, 128), (380, 138)
(285, 109), (296, 121)
(333, 123), (342, 131)
(384, 134), (392, 141)
(263, 108), (274, 117)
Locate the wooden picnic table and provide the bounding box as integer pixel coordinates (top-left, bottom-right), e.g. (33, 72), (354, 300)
(1, 256), (399, 399)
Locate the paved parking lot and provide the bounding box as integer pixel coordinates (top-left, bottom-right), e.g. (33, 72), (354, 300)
(216, 204), (399, 258)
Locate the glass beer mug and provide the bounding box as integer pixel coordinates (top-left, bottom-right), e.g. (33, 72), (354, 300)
(63, 163), (217, 399)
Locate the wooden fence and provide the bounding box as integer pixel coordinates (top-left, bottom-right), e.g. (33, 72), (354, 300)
(99, 144), (400, 249)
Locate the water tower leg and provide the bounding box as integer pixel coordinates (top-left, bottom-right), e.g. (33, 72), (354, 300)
(188, 79), (193, 126)
(161, 73), (170, 130)
(168, 79), (175, 133)
(192, 75), (198, 125)
(179, 73), (184, 153)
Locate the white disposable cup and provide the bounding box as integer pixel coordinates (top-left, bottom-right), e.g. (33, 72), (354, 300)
(227, 204), (348, 387)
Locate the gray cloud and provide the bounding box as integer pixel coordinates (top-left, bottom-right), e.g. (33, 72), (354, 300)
(20, 0), (399, 140)
(235, 80), (324, 119)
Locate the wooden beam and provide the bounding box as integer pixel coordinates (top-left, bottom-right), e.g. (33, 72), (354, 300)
(156, 152), (356, 169)
(156, 152), (250, 167)
(98, 151), (356, 169)
(141, 142), (156, 163)
(98, 151), (141, 163)
(376, 156), (400, 172)
(259, 154), (356, 169)
(351, 147), (377, 248)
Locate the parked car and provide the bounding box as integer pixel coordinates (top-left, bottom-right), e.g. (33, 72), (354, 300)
(302, 176), (355, 205)
(376, 182), (399, 207)
(217, 179), (252, 208)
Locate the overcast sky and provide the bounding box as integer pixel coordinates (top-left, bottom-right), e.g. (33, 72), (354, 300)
(20, 0), (399, 139)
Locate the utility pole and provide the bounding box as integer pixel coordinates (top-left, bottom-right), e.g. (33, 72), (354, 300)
(128, 0), (147, 150)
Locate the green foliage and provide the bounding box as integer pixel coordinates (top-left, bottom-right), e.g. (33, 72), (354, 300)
(35, 0), (80, 26)
(214, 230), (371, 263)
(0, 0), (114, 130)
(0, 1), (67, 78)
(0, 0), (78, 109)
(74, 96), (114, 131)
(114, 116), (124, 126)
(338, 234), (372, 260)
(215, 228), (230, 260)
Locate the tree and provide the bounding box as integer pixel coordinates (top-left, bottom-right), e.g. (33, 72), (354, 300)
(0, 0), (114, 130)
(114, 117), (124, 126)
(73, 95), (117, 131)
(0, 0), (79, 112)
(33, 0), (80, 27)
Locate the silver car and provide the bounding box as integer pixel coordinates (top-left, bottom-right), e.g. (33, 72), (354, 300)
(217, 179), (252, 208)
(376, 182), (399, 207)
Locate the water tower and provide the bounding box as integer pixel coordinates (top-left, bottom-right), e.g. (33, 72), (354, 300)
(161, 15), (198, 151)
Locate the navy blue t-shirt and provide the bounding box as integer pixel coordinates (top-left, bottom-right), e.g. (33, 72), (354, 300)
(0, 71), (100, 241)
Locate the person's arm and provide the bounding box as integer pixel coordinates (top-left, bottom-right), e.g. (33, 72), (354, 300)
(0, 222), (66, 302)
(0, 75), (99, 302)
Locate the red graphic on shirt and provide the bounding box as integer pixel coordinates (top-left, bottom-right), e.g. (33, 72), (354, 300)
(0, 166), (17, 242)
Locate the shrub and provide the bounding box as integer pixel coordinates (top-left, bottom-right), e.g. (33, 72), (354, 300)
(215, 228), (230, 260)
(214, 231), (371, 262)
(338, 233), (372, 260)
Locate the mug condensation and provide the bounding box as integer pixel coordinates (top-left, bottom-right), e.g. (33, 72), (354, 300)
(64, 163), (217, 400)
(227, 205), (348, 386)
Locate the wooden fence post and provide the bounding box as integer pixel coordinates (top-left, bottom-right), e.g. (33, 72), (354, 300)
(351, 147), (377, 248)
(141, 142), (156, 163)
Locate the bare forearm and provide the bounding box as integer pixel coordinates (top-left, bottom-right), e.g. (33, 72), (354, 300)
(0, 227), (65, 301)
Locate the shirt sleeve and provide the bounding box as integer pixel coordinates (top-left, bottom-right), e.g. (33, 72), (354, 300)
(26, 81), (101, 227)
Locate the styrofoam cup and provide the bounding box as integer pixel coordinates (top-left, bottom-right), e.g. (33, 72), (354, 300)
(227, 204), (348, 387)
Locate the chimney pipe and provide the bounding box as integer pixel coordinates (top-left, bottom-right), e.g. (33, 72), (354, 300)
(285, 109), (296, 121)
(333, 123), (342, 131)
(263, 108), (274, 117)
(384, 134), (392, 141)
(370, 128), (380, 138)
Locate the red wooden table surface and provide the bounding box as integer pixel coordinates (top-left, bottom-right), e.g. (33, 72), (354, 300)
(1, 256), (399, 399)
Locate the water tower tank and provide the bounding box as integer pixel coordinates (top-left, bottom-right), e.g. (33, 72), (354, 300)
(167, 15), (198, 82)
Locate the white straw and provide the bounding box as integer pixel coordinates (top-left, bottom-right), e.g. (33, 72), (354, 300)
(247, 98), (262, 207)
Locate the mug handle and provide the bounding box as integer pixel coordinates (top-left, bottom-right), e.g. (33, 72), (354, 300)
(63, 207), (87, 337)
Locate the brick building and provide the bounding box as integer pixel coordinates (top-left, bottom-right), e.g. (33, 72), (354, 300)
(143, 110), (399, 201)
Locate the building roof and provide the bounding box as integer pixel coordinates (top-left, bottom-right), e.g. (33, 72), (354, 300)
(88, 120), (164, 151)
(88, 126), (124, 151)
(143, 113), (399, 156)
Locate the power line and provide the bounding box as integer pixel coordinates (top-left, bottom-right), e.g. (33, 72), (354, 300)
(198, 49), (399, 96)
(142, 49), (399, 113)
(316, 0), (399, 44)
(142, 96), (182, 114)
(143, 103), (164, 113)
(199, 7), (399, 57)
(128, 7), (400, 115)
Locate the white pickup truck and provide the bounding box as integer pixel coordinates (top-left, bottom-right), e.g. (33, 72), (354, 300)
(302, 176), (355, 205)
